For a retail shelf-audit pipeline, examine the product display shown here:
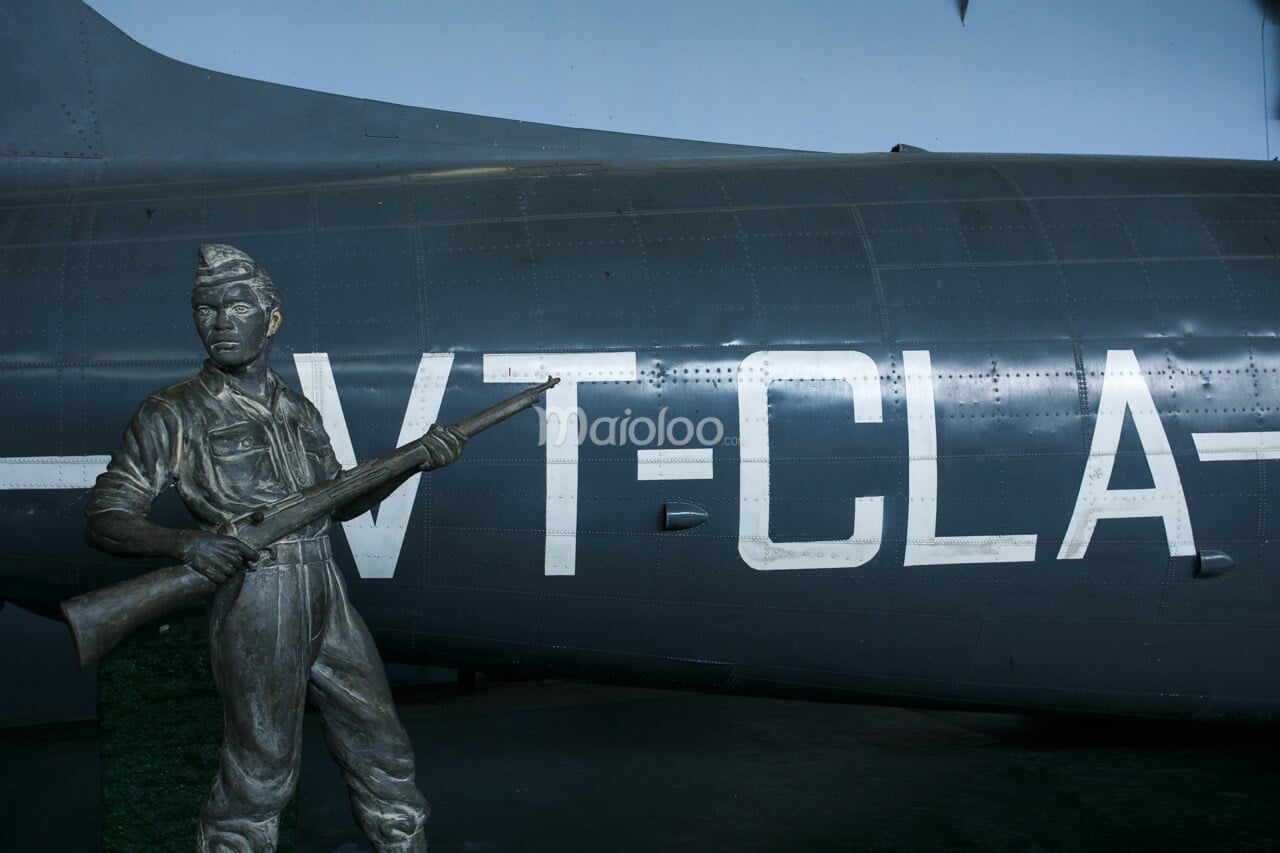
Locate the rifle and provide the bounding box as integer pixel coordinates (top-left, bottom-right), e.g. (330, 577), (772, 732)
(62, 376), (559, 667)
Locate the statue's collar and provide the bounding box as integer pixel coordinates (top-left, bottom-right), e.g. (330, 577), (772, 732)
(198, 360), (283, 406)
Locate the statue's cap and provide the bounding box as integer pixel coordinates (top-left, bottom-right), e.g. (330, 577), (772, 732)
(194, 244), (279, 311)
(195, 244), (274, 290)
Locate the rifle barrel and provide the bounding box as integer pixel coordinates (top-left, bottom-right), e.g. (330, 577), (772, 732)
(449, 376), (560, 438)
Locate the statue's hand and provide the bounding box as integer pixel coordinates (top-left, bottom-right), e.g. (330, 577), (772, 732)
(421, 424), (467, 470)
(179, 531), (258, 583)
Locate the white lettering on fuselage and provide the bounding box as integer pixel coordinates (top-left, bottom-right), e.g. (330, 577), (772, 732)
(903, 350), (1039, 566)
(483, 352), (639, 576)
(1058, 349), (1195, 559)
(10, 346), (1261, 579)
(737, 350), (884, 570)
(295, 352), (455, 579)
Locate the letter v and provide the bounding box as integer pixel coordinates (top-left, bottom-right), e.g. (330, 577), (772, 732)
(293, 353), (455, 578)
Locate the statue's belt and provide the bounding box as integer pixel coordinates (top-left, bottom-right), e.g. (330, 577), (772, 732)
(251, 536), (332, 569)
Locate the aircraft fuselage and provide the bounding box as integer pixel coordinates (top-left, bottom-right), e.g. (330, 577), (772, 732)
(3, 153), (1280, 721)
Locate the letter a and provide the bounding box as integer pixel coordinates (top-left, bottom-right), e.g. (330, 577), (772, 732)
(1058, 350), (1194, 559)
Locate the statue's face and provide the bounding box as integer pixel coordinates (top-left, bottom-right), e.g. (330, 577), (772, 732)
(192, 282), (281, 370)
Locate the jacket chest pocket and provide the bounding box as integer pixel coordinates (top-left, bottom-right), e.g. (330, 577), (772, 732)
(207, 421), (276, 487)
(296, 421), (342, 482)
(297, 425), (325, 462)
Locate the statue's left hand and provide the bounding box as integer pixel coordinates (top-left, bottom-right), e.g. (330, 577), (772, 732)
(421, 424), (467, 470)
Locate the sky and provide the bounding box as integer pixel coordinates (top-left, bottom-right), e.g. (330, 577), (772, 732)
(84, 0), (1278, 160)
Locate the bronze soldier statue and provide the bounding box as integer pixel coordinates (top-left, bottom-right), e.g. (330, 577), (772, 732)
(85, 244), (457, 852)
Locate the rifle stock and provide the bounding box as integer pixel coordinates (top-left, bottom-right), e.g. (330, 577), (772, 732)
(62, 376), (558, 667)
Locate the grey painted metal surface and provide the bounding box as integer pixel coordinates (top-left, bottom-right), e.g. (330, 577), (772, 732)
(3, 0), (1280, 722)
(0, 0), (788, 191)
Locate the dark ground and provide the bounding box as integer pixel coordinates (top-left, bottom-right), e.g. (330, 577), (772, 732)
(3, 679), (1279, 852)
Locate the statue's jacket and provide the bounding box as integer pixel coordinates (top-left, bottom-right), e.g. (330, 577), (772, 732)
(87, 361), (342, 541)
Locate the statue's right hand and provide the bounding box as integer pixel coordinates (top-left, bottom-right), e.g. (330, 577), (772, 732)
(179, 532), (259, 583)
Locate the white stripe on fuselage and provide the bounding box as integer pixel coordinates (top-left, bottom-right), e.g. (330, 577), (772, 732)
(0, 456), (110, 489)
(637, 448), (713, 481)
(1192, 431), (1280, 461)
